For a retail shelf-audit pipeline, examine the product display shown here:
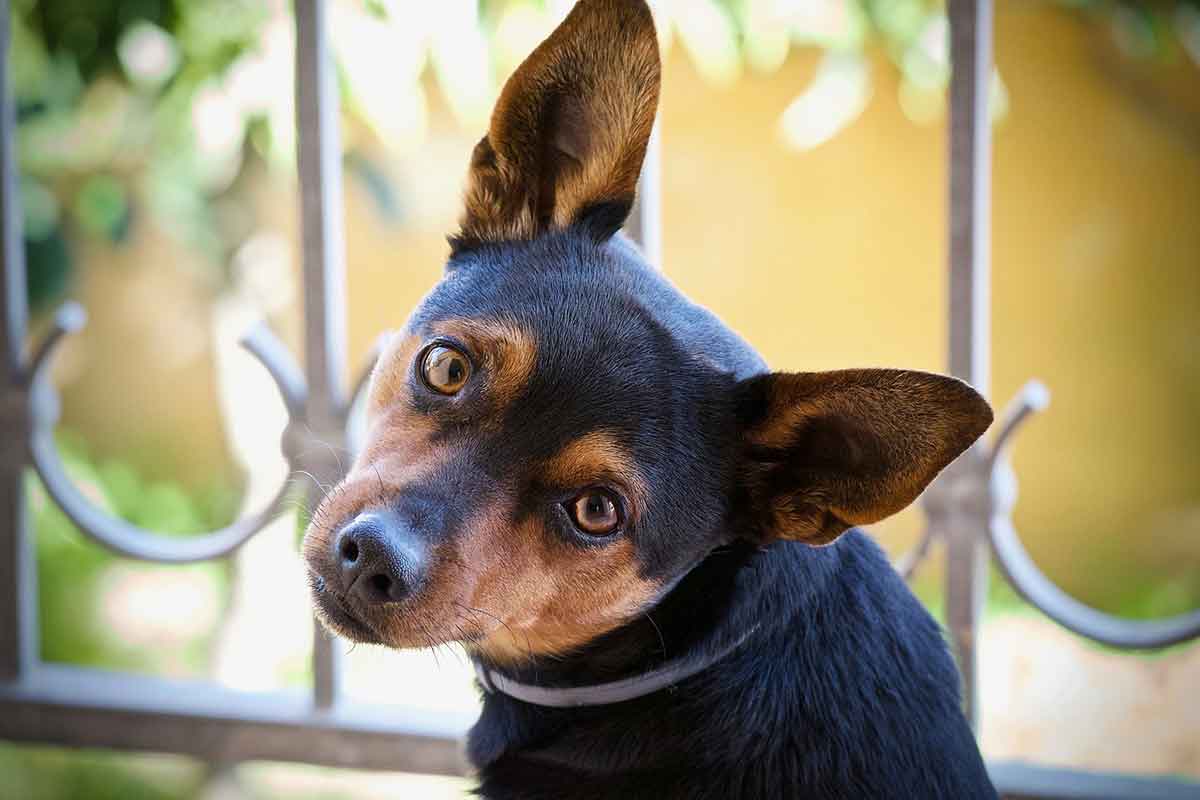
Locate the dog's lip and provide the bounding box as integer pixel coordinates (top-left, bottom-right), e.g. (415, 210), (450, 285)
(310, 575), (384, 644)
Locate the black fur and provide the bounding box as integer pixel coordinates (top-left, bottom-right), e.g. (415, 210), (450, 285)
(399, 225), (997, 798)
(413, 229), (753, 582)
(470, 535), (993, 800)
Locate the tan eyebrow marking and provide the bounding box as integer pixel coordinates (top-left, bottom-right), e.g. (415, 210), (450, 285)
(364, 317), (536, 419)
(434, 317), (538, 414)
(542, 430), (648, 519)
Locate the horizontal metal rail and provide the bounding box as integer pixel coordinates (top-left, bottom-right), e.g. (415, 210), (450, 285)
(991, 762), (1200, 800)
(0, 664), (470, 775)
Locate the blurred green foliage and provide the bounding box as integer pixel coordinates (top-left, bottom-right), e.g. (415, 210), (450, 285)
(12, 0), (1198, 310)
(12, 0), (278, 310)
(2, 435), (236, 797)
(0, 746), (203, 800)
(32, 431), (236, 670)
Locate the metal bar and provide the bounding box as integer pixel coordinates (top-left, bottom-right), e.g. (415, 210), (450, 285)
(944, 0), (993, 731)
(295, 0), (348, 420)
(0, 0), (37, 683)
(0, 2), (20, 376)
(990, 761), (1200, 800)
(8, 667), (1200, 795)
(28, 406), (295, 563)
(0, 664), (470, 775)
(625, 123), (662, 268)
(11, 671), (1200, 798)
(294, 0), (348, 711)
(990, 515), (1200, 649)
(947, 0), (991, 391)
(312, 621), (341, 711)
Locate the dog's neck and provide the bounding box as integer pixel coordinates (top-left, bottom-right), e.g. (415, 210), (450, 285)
(465, 532), (996, 798)
(464, 537), (846, 775)
(471, 541), (761, 689)
(469, 534), (848, 697)
(469, 542), (765, 704)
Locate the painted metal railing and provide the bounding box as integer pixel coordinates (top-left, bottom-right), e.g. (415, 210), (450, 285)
(1, 1), (1197, 797)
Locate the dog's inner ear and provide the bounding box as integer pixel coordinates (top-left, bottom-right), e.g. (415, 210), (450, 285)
(454, 0), (660, 249)
(735, 369), (993, 546)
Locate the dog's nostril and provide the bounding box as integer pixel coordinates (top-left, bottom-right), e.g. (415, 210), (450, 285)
(332, 511), (424, 605)
(370, 573), (393, 597)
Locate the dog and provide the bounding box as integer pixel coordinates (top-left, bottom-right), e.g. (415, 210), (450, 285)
(302, 1), (998, 796)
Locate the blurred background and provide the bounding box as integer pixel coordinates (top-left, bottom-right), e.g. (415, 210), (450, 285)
(3, 0), (1198, 797)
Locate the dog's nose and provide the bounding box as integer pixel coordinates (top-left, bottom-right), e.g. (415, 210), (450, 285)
(333, 511), (424, 605)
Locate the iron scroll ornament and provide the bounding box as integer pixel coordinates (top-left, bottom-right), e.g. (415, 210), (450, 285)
(906, 380), (1200, 650)
(23, 301), (378, 565)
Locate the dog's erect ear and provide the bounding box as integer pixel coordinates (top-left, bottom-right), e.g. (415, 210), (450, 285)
(453, 0), (660, 249)
(734, 369), (993, 546)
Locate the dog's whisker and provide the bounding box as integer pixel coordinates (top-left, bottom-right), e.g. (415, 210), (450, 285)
(643, 611), (667, 660)
(301, 423), (347, 475)
(453, 601), (535, 665)
(292, 469), (333, 496)
(372, 463), (387, 502)
(417, 619), (441, 670)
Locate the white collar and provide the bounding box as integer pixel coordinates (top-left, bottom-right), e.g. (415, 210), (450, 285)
(473, 623), (760, 708)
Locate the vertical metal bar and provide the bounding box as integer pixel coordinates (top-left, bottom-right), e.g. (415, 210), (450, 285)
(0, 0), (37, 683)
(944, 0), (993, 730)
(295, 0), (347, 712)
(311, 619), (342, 710)
(295, 0), (348, 421)
(948, 0), (991, 390)
(0, 3), (19, 373)
(626, 124), (662, 269)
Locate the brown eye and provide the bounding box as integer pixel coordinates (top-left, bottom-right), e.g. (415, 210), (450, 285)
(421, 345), (471, 394)
(569, 489), (622, 536)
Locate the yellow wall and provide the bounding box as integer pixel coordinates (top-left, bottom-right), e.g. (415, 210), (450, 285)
(59, 4), (1199, 610)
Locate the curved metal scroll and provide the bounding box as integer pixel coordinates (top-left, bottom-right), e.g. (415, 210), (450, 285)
(22, 301), (380, 565)
(25, 303), (299, 563)
(985, 383), (1200, 650)
(903, 378), (1200, 651)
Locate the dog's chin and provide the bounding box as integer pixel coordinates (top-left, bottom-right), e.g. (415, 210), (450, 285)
(308, 581), (472, 651)
(310, 586), (386, 645)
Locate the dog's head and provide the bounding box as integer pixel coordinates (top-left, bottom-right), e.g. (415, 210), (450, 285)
(302, 0), (992, 665)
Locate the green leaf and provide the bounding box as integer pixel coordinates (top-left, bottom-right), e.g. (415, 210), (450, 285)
(73, 175), (130, 242)
(19, 176), (59, 241)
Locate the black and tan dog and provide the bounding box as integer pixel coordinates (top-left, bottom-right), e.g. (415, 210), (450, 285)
(303, 1), (998, 797)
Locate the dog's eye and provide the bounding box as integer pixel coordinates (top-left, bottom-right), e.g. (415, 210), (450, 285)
(568, 489), (622, 536)
(421, 345), (471, 395)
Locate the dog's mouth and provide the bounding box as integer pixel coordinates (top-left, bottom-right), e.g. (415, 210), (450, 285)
(308, 573), (385, 645)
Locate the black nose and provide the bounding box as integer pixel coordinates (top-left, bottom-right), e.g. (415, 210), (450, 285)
(333, 511), (424, 605)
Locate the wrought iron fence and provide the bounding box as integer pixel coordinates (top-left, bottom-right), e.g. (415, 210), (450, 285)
(1, 1), (1198, 797)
